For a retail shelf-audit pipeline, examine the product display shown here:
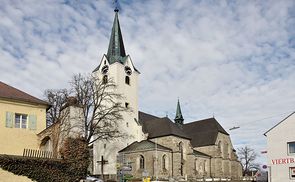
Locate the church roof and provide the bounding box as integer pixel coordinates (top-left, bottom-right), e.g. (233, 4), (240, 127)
(183, 118), (229, 147)
(141, 116), (191, 140)
(138, 111), (160, 125)
(119, 140), (172, 153)
(106, 9), (127, 64)
(0, 81), (49, 107)
(138, 112), (229, 148)
(189, 150), (211, 158)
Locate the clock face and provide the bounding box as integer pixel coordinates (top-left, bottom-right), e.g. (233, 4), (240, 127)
(101, 65), (109, 74)
(125, 66), (132, 75)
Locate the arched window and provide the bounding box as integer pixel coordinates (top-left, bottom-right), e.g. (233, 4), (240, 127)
(179, 142), (184, 176)
(40, 136), (52, 152)
(179, 142), (184, 160)
(224, 143), (228, 158)
(218, 141), (221, 149)
(125, 76), (130, 85)
(194, 159), (198, 173)
(139, 155), (144, 169)
(103, 75), (108, 84)
(162, 154), (167, 170)
(218, 141), (222, 156)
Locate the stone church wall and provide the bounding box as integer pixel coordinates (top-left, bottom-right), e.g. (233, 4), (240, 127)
(186, 155), (211, 179)
(121, 150), (172, 179)
(150, 136), (191, 153)
(150, 136), (192, 177)
(194, 133), (242, 178)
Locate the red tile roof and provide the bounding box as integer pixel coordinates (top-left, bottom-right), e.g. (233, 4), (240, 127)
(0, 81), (49, 106)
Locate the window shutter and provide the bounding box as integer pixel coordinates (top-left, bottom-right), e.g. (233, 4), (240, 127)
(5, 112), (14, 128)
(29, 115), (37, 130)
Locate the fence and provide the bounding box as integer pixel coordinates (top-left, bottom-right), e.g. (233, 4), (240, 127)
(23, 148), (53, 159)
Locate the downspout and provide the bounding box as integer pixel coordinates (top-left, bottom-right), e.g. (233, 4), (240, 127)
(172, 151), (174, 177)
(210, 157), (212, 178)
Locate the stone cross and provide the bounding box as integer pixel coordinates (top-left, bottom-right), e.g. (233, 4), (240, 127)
(97, 155), (108, 180)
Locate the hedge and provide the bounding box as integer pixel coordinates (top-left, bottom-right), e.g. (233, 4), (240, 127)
(0, 155), (83, 182)
(0, 137), (90, 182)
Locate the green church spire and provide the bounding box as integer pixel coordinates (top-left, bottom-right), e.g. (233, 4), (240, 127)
(174, 99), (184, 125)
(107, 9), (127, 64)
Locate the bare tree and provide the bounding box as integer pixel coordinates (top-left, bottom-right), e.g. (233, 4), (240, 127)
(70, 73), (128, 144)
(237, 146), (260, 176)
(42, 73), (128, 158)
(43, 89), (70, 157)
(44, 89), (69, 126)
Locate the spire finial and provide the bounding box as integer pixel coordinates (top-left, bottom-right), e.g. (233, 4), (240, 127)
(113, 0), (119, 12)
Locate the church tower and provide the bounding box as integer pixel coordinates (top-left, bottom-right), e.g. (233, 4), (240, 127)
(92, 8), (144, 176)
(174, 99), (184, 125)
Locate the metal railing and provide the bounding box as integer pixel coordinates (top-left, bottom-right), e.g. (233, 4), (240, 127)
(23, 148), (53, 159)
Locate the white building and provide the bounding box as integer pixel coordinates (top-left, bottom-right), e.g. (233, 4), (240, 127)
(264, 112), (295, 182)
(92, 9), (145, 177)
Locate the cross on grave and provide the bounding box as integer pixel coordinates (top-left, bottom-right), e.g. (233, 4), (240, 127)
(97, 156), (108, 180)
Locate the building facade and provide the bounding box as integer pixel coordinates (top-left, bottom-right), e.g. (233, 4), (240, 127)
(0, 81), (49, 156)
(264, 112), (295, 182)
(89, 8), (242, 180)
(118, 110), (242, 180)
(38, 97), (84, 158)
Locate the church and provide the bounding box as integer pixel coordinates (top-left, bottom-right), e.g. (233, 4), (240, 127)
(91, 8), (242, 181)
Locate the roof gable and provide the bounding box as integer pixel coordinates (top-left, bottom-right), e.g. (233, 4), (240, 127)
(183, 118), (229, 147)
(141, 116), (191, 140)
(0, 81), (49, 106)
(119, 140), (172, 153)
(189, 150), (211, 158)
(139, 111), (159, 125)
(264, 111), (295, 136)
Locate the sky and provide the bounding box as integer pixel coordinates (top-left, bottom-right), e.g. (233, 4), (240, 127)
(1, 0), (295, 165)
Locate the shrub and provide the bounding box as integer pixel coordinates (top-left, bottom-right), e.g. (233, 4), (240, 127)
(0, 155), (79, 181)
(0, 137), (90, 182)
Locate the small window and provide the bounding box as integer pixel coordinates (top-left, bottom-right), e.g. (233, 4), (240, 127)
(195, 159), (198, 172)
(218, 141), (222, 155)
(125, 102), (129, 108)
(15, 113), (27, 129)
(126, 122), (129, 127)
(104, 144), (106, 149)
(101, 65), (109, 74)
(139, 155), (145, 169)
(104, 60), (106, 64)
(290, 167), (295, 179)
(288, 142), (295, 155)
(103, 75), (108, 84)
(162, 155), (167, 170)
(179, 142), (184, 160)
(125, 76), (130, 85)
